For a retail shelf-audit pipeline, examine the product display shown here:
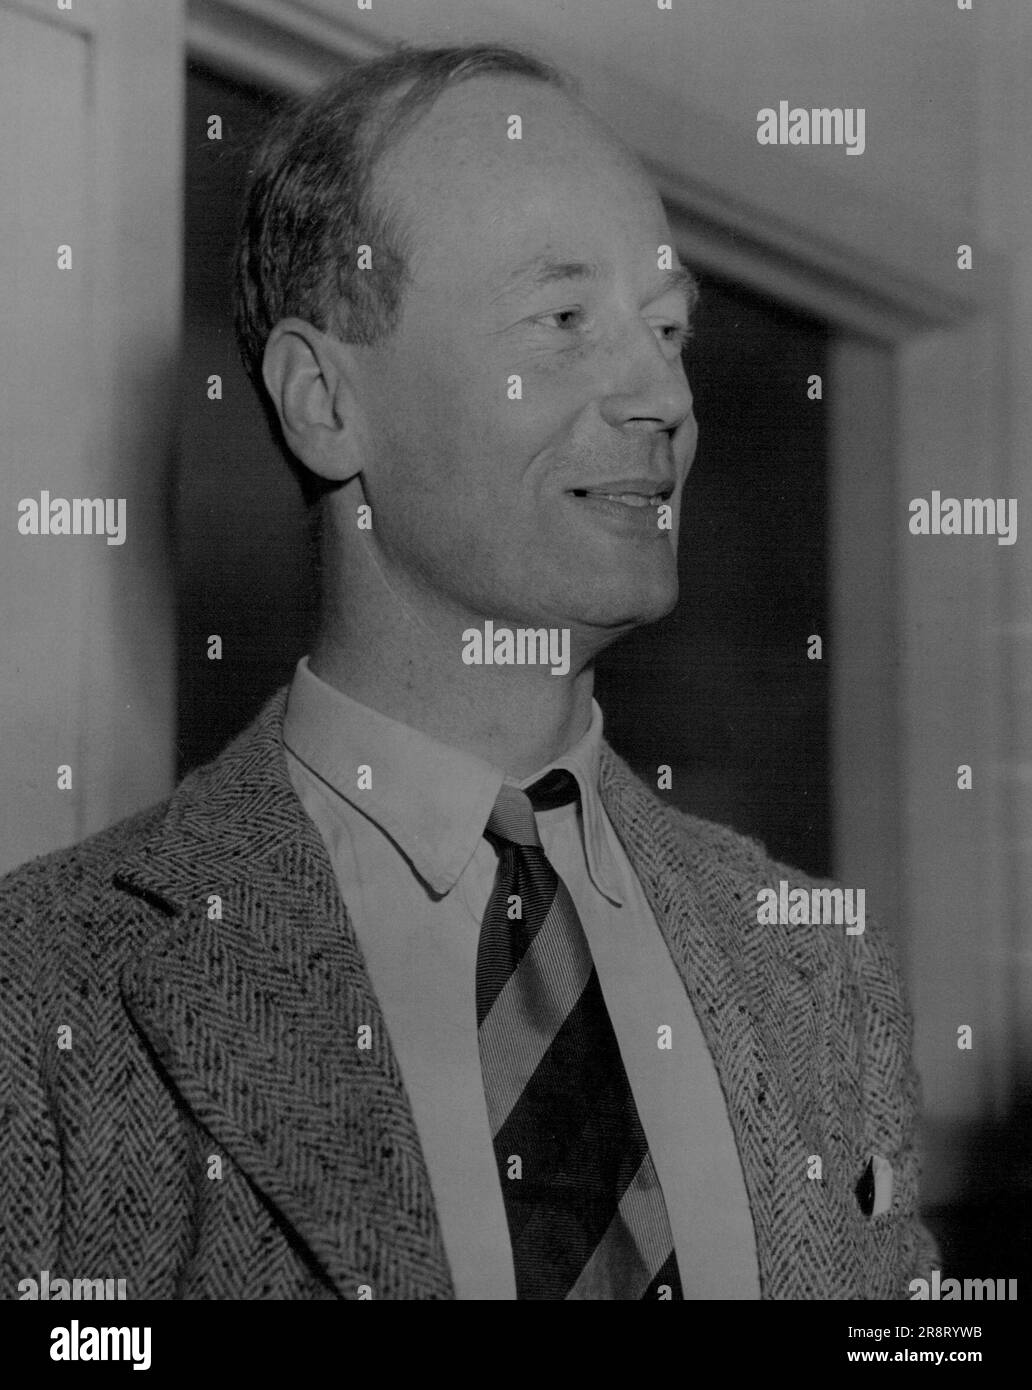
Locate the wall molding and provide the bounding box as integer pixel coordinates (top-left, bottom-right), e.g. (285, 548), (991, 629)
(187, 0), (381, 93)
(188, 0), (1002, 340)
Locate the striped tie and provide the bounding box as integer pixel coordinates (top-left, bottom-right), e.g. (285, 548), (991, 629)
(476, 769), (683, 1300)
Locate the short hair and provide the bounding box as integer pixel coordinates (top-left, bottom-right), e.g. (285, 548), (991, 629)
(233, 44), (570, 502)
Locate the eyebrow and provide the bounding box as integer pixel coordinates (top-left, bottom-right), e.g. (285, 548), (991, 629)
(494, 256), (700, 313)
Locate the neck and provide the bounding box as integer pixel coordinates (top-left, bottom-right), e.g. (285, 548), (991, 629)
(309, 514), (600, 778)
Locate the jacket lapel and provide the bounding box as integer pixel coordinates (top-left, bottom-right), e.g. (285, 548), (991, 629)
(598, 745), (842, 1299)
(111, 686), (846, 1300)
(115, 689), (454, 1300)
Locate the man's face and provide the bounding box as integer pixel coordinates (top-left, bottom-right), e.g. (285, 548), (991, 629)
(348, 76), (698, 643)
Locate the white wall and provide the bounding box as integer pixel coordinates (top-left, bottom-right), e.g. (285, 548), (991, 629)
(0, 0), (182, 873)
(309, 0), (977, 223)
(976, 2), (1032, 1107)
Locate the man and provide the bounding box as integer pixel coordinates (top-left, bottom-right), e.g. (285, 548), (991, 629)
(0, 44), (936, 1300)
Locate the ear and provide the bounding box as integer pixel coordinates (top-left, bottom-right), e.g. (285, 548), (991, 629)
(261, 318), (364, 484)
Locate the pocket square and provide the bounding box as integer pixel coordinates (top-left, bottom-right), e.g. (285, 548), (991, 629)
(856, 1154), (894, 1217)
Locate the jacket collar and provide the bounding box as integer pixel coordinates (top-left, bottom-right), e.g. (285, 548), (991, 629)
(116, 686), (833, 1300)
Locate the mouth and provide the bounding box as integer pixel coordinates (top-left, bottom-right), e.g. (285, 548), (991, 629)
(569, 480), (675, 509)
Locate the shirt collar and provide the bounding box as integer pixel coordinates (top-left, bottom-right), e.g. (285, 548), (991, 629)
(282, 655), (623, 903)
(511, 701), (624, 906)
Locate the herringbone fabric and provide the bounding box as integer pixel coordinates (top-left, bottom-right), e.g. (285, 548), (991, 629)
(478, 775), (682, 1300)
(0, 686), (939, 1299)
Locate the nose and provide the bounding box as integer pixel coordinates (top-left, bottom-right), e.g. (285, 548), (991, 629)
(596, 322), (695, 440)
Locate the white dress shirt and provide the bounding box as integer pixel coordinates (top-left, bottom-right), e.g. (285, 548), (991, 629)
(283, 656), (759, 1299)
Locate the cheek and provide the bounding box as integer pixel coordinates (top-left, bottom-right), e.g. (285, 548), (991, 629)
(501, 355), (594, 460)
(384, 359), (463, 448)
(515, 340), (601, 400)
(366, 338), (586, 523)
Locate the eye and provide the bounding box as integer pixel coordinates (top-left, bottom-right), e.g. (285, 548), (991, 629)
(538, 307), (586, 331)
(653, 322), (692, 351)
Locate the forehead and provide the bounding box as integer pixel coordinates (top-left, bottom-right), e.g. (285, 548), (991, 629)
(374, 76), (672, 289)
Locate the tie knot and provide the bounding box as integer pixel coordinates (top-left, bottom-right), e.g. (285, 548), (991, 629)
(486, 769), (578, 846)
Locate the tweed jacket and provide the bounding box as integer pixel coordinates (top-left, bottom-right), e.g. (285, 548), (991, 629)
(0, 687), (936, 1300)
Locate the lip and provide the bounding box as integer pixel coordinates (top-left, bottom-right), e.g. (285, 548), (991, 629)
(565, 490), (674, 539)
(568, 477), (676, 500)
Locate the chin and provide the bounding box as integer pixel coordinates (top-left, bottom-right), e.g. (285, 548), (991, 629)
(568, 571), (680, 632)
